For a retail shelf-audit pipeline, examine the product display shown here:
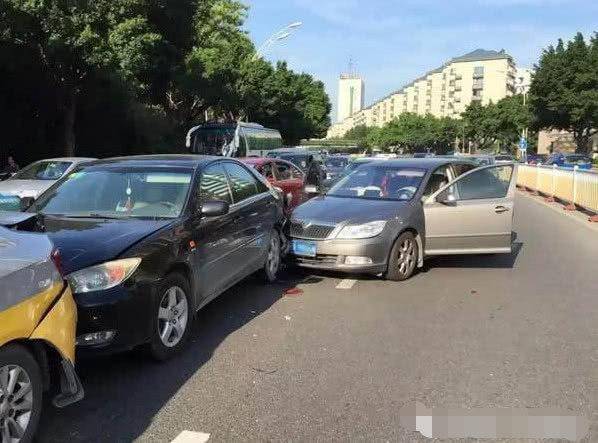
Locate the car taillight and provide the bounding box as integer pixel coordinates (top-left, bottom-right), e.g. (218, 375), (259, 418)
(51, 248), (65, 278)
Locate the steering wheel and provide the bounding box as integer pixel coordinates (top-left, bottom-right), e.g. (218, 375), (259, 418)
(396, 186), (416, 200)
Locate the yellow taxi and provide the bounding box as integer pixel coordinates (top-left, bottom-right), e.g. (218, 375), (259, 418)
(0, 227), (83, 442)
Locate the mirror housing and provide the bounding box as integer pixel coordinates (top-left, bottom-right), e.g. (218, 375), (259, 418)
(20, 196), (35, 211)
(437, 193), (457, 206)
(200, 200), (229, 217)
(436, 191), (457, 206)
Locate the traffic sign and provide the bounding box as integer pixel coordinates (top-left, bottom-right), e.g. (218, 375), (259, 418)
(519, 137), (528, 151)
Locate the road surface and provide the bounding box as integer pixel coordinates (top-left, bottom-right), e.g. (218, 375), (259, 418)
(39, 193), (598, 442)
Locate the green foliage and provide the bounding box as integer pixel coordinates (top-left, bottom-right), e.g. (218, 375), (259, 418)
(365, 113), (460, 153)
(530, 32), (598, 153)
(0, 0), (331, 159)
(461, 95), (531, 152)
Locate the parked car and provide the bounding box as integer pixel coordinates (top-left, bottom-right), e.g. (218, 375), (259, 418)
(494, 154), (516, 164)
(240, 157), (306, 213)
(323, 155), (351, 182)
(0, 227), (84, 441)
(525, 153), (547, 165)
(544, 152), (592, 170)
(319, 157), (395, 194)
(0, 157), (96, 201)
(289, 158), (516, 281)
(2, 155), (284, 360)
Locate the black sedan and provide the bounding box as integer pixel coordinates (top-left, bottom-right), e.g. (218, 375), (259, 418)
(4, 155), (284, 360)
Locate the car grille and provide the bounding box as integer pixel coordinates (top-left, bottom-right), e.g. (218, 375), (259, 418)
(295, 254), (340, 266)
(290, 221), (336, 239)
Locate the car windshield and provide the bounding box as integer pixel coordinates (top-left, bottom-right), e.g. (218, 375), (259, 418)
(494, 155), (514, 161)
(34, 167), (193, 219)
(328, 165), (426, 201)
(325, 157), (349, 168)
(11, 161), (72, 180)
(190, 127), (235, 155)
(275, 155), (310, 170)
(565, 155), (590, 163)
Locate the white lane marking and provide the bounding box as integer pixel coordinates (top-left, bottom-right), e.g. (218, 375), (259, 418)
(336, 279), (357, 290)
(171, 431), (210, 443)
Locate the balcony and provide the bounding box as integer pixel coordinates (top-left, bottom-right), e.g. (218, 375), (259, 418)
(472, 80), (484, 90)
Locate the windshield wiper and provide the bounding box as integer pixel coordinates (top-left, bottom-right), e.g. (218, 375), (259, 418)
(59, 213), (128, 220)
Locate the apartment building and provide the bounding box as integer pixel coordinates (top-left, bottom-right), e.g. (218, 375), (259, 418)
(328, 49), (520, 138)
(337, 74), (365, 123)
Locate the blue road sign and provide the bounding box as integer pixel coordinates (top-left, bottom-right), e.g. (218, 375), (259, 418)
(519, 137), (528, 151)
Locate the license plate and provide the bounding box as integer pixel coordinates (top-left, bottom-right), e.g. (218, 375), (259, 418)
(292, 240), (317, 257)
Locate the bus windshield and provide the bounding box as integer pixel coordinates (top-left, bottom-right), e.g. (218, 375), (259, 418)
(189, 127), (235, 156)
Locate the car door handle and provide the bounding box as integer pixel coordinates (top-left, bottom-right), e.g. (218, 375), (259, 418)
(495, 206), (510, 214)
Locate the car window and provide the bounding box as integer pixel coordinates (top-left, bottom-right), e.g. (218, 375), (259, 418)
(275, 161), (292, 180)
(453, 163), (477, 177)
(290, 165), (304, 179)
(445, 165), (513, 201)
(261, 162), (275, 180)
(11, 161), (72, 180)
(223, 162), (259, 203)
(422, 165), (451, 199)
(36, 168), (193, 218)
(200, 163), (232, 204)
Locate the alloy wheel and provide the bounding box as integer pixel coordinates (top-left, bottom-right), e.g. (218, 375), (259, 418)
(397, 238), (416, 275)
(158, 286), (189, 348)
(0, 364), (33, 443)
(267, 234), (281, 277)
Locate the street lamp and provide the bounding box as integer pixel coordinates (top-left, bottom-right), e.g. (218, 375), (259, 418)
(252, 21), (303, 61)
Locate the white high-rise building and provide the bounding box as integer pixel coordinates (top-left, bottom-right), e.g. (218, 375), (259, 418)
(337, 74), (364, 123)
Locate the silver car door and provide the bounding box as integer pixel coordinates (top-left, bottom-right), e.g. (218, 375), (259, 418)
(423, 164), (517, 255)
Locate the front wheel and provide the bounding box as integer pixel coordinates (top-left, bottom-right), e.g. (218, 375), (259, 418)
(261, 230), (281, 283)
(385, 231), (418, 281)
(0, 344), (43, 443)
(147, 273), (193, 361)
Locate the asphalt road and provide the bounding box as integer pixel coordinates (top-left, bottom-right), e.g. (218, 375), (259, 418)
(38, 193), (598, 442)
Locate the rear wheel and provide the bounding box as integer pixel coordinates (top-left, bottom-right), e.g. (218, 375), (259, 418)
(261, 230), (281, 283)
(0, 344), (43, 443)
(148, 273), (193, 361)
(385, 231), (418, 281)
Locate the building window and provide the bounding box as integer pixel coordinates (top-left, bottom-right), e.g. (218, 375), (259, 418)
(473, 66), (484, 78)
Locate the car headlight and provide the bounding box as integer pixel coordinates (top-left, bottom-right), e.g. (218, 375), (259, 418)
(67, 258), (141, 293)
(336, 221), (387, 239)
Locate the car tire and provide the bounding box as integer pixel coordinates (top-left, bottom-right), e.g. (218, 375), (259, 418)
(147, 273), (193, 361)
(261, 229), (281, 283)
(385, 231), (418, 281)
(0, 343), (43, 443)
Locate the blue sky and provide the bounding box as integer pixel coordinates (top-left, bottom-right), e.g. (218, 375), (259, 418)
(244, 0), (596, 121)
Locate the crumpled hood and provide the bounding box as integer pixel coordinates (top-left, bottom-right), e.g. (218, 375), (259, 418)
(0, 180), (54, 198)
(40, 216), (174, 274)
(292, 196), (409, 225)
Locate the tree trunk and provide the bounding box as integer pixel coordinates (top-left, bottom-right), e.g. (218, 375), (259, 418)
(64, 88), (77, 157)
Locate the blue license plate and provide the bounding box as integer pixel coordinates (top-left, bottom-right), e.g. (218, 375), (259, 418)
(292, 240), (317, 257)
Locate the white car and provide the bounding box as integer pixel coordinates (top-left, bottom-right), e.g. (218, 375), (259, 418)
(0, 157), (96, 200)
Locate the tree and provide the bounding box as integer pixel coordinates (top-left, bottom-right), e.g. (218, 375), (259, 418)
(1, 0), (172, 155)
(529, 32), (598, 154)
(461, 95), (530, 152)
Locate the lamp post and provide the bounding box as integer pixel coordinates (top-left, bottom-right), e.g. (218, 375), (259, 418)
(252, 21), (303, 61)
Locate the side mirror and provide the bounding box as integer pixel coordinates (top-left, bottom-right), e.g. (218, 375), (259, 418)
(20, 196), (35, 211)
(200, 200), (229, 217)
(436, 191), (457, 206)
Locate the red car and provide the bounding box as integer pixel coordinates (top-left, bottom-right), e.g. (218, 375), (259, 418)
(240, 157), (306, 212)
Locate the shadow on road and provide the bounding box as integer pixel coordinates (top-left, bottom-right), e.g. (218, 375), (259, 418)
(37, 268), (320, 442)
(424, 241), (523, 270)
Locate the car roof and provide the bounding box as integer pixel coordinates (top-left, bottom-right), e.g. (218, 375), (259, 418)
(32, 157), (97, 163)
(81, 154), (221, 169)
(360, 157), (475, 170)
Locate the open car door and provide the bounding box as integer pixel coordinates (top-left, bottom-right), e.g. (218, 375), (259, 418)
(423, 163), (517, 255)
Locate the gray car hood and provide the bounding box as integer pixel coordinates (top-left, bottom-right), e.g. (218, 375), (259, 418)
(0, 179), (55, 198)
(292, 196), (410, 225)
